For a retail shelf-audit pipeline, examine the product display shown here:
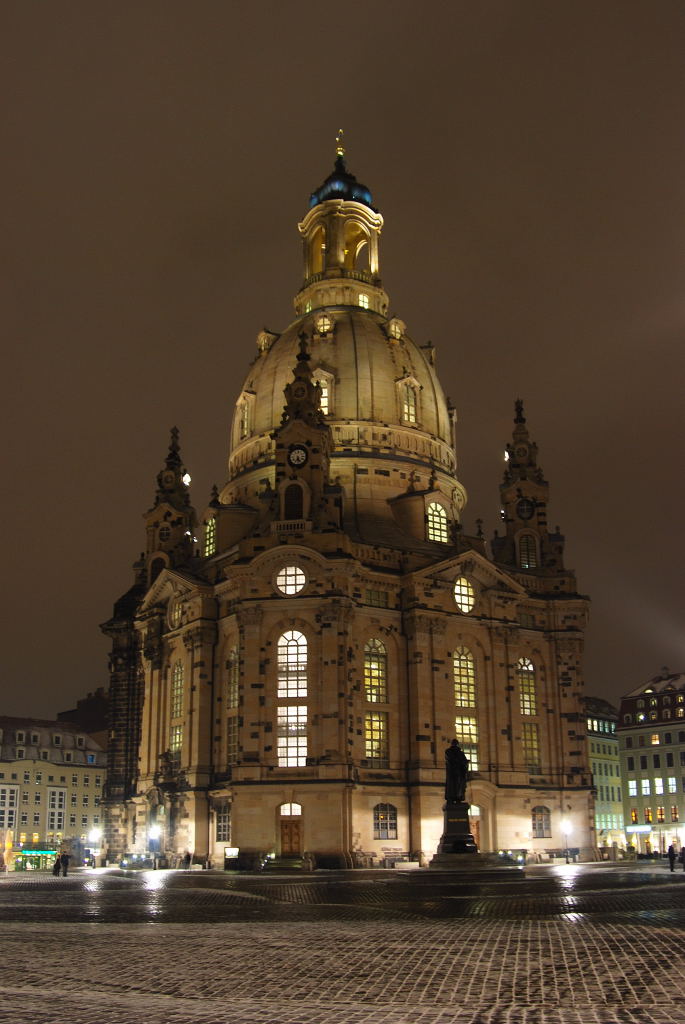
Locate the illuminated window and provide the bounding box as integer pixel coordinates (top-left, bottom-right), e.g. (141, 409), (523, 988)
(455, 716), (478, 771)
(668, 777), (677, 793)
(519, 534), (538, 569)
(364, 712), (389, 767)
(628, 780), (637, 796)
(280, 803), (302, 816)
(427, 502), (449, 543)
(238, 402), (250, 440)
(453, 576), (475, 613)
(641, 779), (651, 796)
(531, 805), (551, 838)
(655, 778), (664, 795)
(277, 631), (307, 698)
(373, 803), (397, 840)
(226, 717), (239, 765)
(637, 713), (646, 722)
(169, 724), (182, 761)
(388, 319), (402, 339)
(358, 293), (369, 309)
(644, 808), (653, 824)
(672, 806), (679, 822)
(226, 646), (239, 709)
(170, 662), (184, 719)
(316, 314), (332, 334)
(366, 589), (388, 608)
(216, 805), (230, 842)
(276, 565), (306, 595)
(517, 658), (537, 716)
(522, 722), (540, 773)
(316, 378), (329, 414)
(630, 808), (638, 823)
(679, 710), (685, 719)
(277, 706), (307, 766)
(402, 383), (417, 423)
(364, 640), (387, 703)
(204, 518), (216, 557)
(657, 806), (665, 822)
(453, 647), (476, 708)
(650, 698), (658, 707)
(304, 300), (312, 313)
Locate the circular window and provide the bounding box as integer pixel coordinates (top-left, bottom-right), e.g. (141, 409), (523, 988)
(316, 314), (332, 334)
(275, 565), (306, 596)
(453, 576), (475, 613)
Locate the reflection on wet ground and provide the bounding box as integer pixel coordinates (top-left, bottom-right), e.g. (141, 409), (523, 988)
(1, 862), (684, 926)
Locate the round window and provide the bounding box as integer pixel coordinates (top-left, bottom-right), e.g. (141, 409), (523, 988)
(275, 565), (306, 596)
(453, 576), (475, 613)
(316, 314), (332, 334)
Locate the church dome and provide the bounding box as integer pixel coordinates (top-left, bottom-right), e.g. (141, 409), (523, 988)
(223, 152), (467, 534)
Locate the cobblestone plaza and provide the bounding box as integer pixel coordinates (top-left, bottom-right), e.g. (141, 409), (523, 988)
(1, 863), (684, 1023)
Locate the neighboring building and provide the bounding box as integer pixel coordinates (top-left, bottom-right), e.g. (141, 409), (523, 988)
(583, 696), (624, 852)
(58, 687), (109, 749)
(618, 668), (685, 855)
(102, 145), (594, 869)
(0, 717), (106, 869)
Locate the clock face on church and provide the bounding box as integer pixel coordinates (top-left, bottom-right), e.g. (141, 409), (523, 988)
(288, 445), (308, 467)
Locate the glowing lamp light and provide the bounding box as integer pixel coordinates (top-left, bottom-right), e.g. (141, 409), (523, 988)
(148, 825), (161, 841)
(182, 472), (191, 485)
(88, 828), (102, 845)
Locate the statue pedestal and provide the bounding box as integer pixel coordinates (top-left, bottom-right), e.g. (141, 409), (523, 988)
(429, 801), (480, 870)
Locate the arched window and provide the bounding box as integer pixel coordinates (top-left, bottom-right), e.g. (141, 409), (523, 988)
(373, 803), (397, 840)
(427, 502), (449, 543)
(284, 483), (304, 521)
(277, 631), (307, 698)
(517, 658), (537, 716)
(226, 646), (239, 709)
(531, 806), (551, 838)
(402, 383), (417, 423)
(238, 401), (250, 440)
(170, 662), (184, 719)
(519, 534), (538, 569)
(364, 712), (389, 767)
(204, 518), (216, 557)
(453, 647), (475, 708)
(455, 716), (478, 771)
(364, 639), (387, 703)
(279, 802), (302, 816)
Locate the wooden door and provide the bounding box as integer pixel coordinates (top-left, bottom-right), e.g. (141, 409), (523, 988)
(280, 820), (302, 856)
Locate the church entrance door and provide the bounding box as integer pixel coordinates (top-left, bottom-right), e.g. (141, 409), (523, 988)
(280, 820), (302, 857)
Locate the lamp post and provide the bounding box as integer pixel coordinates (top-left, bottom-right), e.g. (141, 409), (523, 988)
(148, 824), (161, 868)
(561, 819), (571, 864)
(88, 828), (102, 868)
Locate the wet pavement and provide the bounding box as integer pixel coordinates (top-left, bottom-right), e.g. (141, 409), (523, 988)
(1, 862), (685, 1022)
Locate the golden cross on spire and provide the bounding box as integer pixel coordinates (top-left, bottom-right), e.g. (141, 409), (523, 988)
(335, 129), (345, 158)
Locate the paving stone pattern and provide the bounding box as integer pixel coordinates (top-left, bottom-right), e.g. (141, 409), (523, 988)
(1, 867), (684, 1023)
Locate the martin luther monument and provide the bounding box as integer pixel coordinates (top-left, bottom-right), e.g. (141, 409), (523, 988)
(430, 740), (480, 868)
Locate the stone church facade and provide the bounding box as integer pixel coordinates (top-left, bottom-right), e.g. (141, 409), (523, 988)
(102, 147), (594, 867)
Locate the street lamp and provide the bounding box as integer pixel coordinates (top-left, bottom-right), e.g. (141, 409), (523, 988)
(148, 824), (161, 867)
(88, 828), (102, 868)
(561, 819), (571, 864)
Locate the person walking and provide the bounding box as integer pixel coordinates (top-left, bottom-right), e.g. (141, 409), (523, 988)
(183, 851), (191, 870)
(668, 844), (677, 871)
(52, 855), (61, 877)
(59, 852), (70, 877)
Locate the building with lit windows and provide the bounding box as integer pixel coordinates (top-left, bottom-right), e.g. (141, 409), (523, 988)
(583, 696), (624, 853)
(618, 669), (685, 855)
(102, 145), (594, 868)
(0, 717), (106, 869)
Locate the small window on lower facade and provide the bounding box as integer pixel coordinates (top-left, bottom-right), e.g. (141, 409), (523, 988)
(373, 803), (397, 840)
(216, 805), (230, 843)
(531, 806), (551, 838)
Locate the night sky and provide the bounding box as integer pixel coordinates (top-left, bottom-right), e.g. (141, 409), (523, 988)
(3, 2), (684, 718)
